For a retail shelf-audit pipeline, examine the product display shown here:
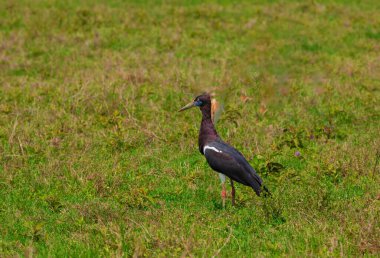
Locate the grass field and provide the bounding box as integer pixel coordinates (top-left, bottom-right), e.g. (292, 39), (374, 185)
(1, 0), (380, 256)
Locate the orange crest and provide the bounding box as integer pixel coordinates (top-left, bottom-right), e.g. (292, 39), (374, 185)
(211, 98), (219, 122)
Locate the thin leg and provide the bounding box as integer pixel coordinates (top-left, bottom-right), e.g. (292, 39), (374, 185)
(230, 179), (235, 206)
(221, 183), (227, 208)
(219, 173), (227, 208)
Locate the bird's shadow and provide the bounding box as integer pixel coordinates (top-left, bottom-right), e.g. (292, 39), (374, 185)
(211, 199), (246, 210)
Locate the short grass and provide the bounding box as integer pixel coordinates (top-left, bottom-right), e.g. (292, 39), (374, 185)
(1, 0), (380, 256)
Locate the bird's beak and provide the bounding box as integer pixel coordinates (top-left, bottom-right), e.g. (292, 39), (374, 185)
(178, 101), (196, 112)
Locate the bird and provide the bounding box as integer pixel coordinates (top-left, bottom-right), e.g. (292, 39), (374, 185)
(179, 93), (269, 207)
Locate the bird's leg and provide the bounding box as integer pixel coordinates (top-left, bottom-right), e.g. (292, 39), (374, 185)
(230, 179), (235, 206)
(221, 182), (227, 208)
(219, 174), (227, 208)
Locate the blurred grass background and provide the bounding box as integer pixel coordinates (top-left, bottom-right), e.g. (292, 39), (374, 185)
(0, 0), (379, 256)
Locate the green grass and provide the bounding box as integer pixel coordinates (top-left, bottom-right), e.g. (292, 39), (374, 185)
(1, 0), (380, 256)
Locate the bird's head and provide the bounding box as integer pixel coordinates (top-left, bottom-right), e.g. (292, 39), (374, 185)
(178, 93), (211, 112)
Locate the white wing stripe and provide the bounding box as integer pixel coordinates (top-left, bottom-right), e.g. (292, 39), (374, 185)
(204, 145), (222, 154)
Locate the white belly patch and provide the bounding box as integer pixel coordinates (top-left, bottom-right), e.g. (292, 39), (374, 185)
(219, 173), (226, 183)
(203, 145), (222, 154)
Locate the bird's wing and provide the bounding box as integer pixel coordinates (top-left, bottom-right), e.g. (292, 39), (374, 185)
(203, 141), (263, 196)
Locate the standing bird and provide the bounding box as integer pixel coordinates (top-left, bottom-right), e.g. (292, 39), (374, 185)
(179, 93), (269, 206)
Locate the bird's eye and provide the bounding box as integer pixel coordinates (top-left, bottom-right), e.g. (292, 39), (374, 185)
(195, 100), (203, 106)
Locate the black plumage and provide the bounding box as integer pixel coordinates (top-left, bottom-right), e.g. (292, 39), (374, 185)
(203, 139), (263, 196)
(179, 93), (269, 204)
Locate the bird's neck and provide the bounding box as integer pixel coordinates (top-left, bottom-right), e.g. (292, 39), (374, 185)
(198, 105), (219, 154)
